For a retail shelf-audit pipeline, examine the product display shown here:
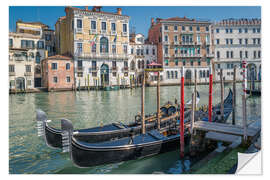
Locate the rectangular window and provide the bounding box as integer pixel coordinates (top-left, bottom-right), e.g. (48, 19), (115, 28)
(230, 29), (233, 33)
(231, 51), (234, 58)
(146, 48), (149, 55)
(25, 65), (31, 72)
(174, 35), (178, 42)
(77, 43), (83, 54)
(245, 39), (248, 45)
(226, 51), (230, 58)
(239, 39), (242, 45)
(66, 76), (71, 83)
(258, 38), (261, 45)
(189, 26), (193, 31)
(226, 39), (229, 45)
(226, 29), (229, 33)
(45, 34), (51, 41)
(244, 28), (248, 33)
(198, 60), (201, 66)
(245, 51), (248, 58)
(123, 45), (128, 54)
(217, 51), (220, 58)
(164, 25), (168, 31)
(216, 28), (219, 33)
(92, 61), (96, 69)
(206, 26), (209, 31)
(111, 23), (116, 31)
(92, 43), (96, 53)
(136, 49), (140, 55)
(37, 41), (44, 49)
(51, 63), (57, 70)
(165, 59), (169, 66)
(66, 63), (70, 70)
(257, 28), (261, 33)
(175, 59), (178, 66)
(140, 49), (144, 55)
(91, 21), (96, 30)
(112, 45), (116, 54)
(254, 51), (257, 58)
(53, 76), (58, 83)
(182, 26), (185, 31)
(230, 39), (233, 44)
(123, 24), (127, 32)
(258, 51), (261, 58)
(165, 46), (168, 54)
(239, 28), (242, 33)
(152, 48), (155, 55)
(240, 51), (243, 59)
(165, 35), (168, 42)
(174, 25), (177, 31)
(9, 39), (13, 47)
(253, 28), (256, 33)
(131, 48), (134, 54)
(102, 22), (106, 30)
(196, 26), (200, 31)
(77, 19), (82, 28)
(216, 39), (220, 45)
(9, 65), (15, 72)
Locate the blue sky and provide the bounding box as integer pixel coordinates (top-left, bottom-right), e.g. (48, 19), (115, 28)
(9, 6), (261, 37)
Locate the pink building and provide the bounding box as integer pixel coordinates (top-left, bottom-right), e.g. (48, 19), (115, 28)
(41, 55), (74, 91)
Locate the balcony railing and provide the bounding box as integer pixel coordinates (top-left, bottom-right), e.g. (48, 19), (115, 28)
(101, 30), (107, 34)
(164, 54), (170, 58)
(9, 72), (15, 76)
(90, 29), (97, 34)
(14, 57), (28, 61)
(122, 32), (128, 36)
(75, 28), (83, 34)
(76, 66), (84, 72)
(111, 66), (118, 71)
(122, 67), (129, 72)
(181, 41), (195, 45)
(75, 52), (129, 60)
(24, 72), (32, 76)
(175, 54), (202, 58)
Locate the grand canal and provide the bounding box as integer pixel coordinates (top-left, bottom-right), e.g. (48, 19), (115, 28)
(9, 84), (261, 174)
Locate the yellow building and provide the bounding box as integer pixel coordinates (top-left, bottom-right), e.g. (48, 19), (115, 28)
(55, 6), (130, 88)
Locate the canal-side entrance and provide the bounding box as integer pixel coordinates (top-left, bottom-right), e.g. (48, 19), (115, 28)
(100, 63), (109, 85)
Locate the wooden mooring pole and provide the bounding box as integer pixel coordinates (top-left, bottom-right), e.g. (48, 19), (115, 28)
(141, 72), (146, 134)
(190, 92), (195, 134)
(208, 66), (213, 122)
(220, 69), (224, 121)
(180, 67), (185, 158)
(194, 69), (197, 110)
(242, 60), (248, 142)
(87, 74), (90, 91)
(232, 66), (236, 125)
(157, 71), (161, 130)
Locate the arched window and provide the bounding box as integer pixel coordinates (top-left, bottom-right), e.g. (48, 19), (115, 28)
(171, 71), (174, 79)
(36, 52), (40, 63)
(138, 60), (141, 69)
(203, 70), (206, 78)
(100, 37), (109, 53)
(142, 60), (145, 69)
(130, 60), (135, 70)
(167, 71), (170, 79)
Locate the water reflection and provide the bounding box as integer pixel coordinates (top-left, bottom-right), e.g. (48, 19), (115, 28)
(9, 83), (261, 174)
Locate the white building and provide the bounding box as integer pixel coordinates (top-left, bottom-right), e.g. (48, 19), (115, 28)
(129, 33), (158, 84)
(9, 31), (46, 91)
(213, 18), (261, 81)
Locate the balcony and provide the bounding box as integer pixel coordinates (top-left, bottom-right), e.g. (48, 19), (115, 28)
(76, 66), (84, 72)
(122, 67), (129, 72)
(111, 31), (117, 35)
(111, 66), (118, 71)
(14, 57), (27, 61)
(75, 52), (129, 60)
(9, 72), (15, 76)
(175, 54), (202, 58)
(101, 30), (107, 34)
(181, 41), (195, 45)
(122, 32), (128, 37)
(24, 72), (32, 76)
(206, 53), (215, 57)
(75, 28), (83, 34)
(90, 29), (97, 34)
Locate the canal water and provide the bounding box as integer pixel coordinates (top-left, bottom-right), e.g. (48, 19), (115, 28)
(9, 83), (261, 174)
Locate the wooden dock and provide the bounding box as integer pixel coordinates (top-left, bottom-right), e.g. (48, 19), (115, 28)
(190, 121), (260, 138)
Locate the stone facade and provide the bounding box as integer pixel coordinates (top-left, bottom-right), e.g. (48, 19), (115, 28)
(9, 31), (46, 91)
(148, 17), (214, 84)
(41, 55), (74, 91)
(213, 18), (261, 81)
(55, 6), (130, 88)
(128, 33), (158, 84)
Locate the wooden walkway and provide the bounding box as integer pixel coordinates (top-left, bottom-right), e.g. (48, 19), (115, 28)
(190, 121), (260, 138)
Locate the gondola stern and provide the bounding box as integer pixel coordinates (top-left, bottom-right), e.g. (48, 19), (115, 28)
(61, 119), (74, 153)
(36, 109), (47, 137)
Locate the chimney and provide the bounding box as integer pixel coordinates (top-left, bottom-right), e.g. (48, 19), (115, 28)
(117, 8), (122, 15)
(151, 18), (154, 26)
(85, 6), (88, 10)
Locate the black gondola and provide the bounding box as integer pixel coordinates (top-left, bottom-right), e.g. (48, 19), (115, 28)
(62, 89), (233, 168)
(246, 89), (261, 96)
(36, 93), (200, 149)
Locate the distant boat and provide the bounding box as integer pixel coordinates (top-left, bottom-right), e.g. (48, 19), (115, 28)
(61, 89), (233, 168)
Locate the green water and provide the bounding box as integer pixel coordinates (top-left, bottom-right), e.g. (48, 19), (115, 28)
(9, 84), (261, 174)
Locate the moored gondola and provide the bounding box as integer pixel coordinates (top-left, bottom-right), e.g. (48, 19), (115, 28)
(36, 93), (199, 149)
(62, 89), (233, 168)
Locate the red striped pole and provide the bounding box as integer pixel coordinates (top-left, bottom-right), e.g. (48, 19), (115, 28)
(242, 60), (247, 141)
(208, 67), (213, 122)
(180, 67), (185, 158)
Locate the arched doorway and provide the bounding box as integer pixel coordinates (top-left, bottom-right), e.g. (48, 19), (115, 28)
(16, 77), (25, 90)
(185, 69), (192, 81)
(130, 60), (135, 71)
(100, 64), (109, 85)
(247, 64), (257, 81)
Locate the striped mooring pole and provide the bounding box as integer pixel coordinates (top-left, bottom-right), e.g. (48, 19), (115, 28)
(180, 67), (185, 158)
(242, 60), (248, 141)
(208, 66), (213, 122)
